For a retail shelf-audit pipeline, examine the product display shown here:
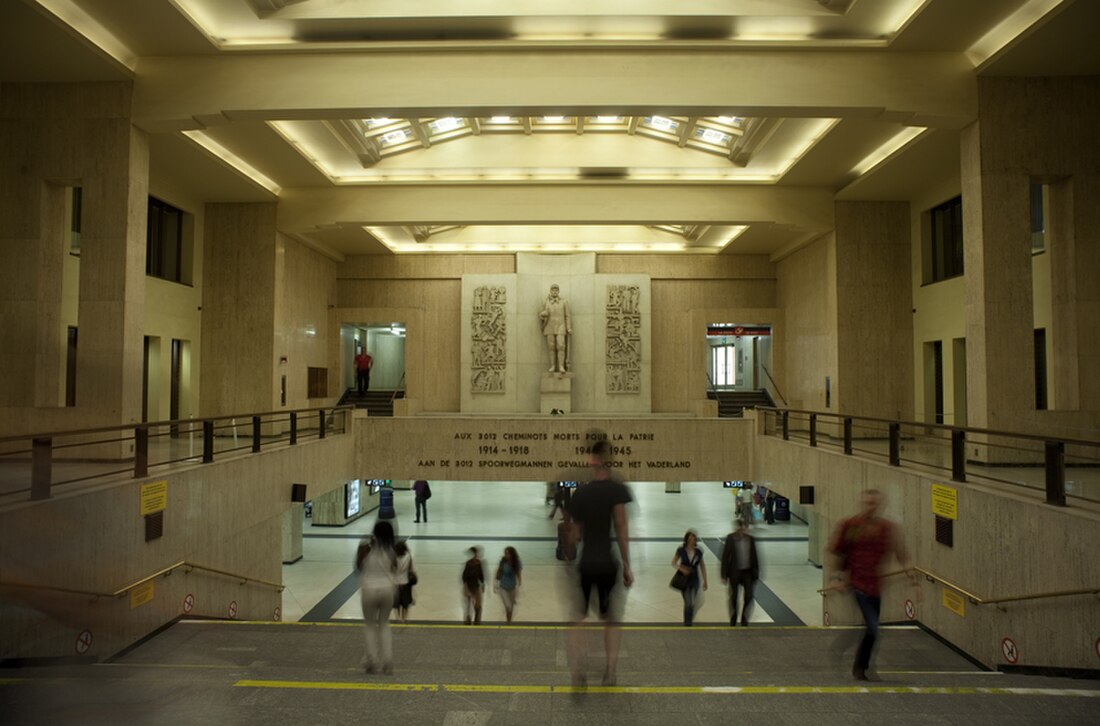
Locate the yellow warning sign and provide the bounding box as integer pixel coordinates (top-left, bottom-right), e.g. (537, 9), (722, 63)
(140, 480), (168, 516)
(941, 588), (965, 617)
(130, 582), (155, 609)
(931, 484), (957, 520)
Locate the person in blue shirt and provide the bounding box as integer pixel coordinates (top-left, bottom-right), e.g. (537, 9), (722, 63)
(494, 547), (523, 623)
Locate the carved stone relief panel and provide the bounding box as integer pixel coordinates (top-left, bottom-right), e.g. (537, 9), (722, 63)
(605, 285), (641, 393)
(471, 285), (507, 393)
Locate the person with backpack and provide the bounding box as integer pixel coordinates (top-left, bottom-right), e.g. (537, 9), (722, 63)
(413, 479), (432, 523)
(356, 520), (398, 675)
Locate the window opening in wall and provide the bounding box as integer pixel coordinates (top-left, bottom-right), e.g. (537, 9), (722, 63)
(1030, 183), (1048, 253)
(147, 197), (185, 283)
(1034, 328), (1047, 411)
(68, 186), (82, 256)
(925, 195), (964, 284)
(65, 326), (78, 407)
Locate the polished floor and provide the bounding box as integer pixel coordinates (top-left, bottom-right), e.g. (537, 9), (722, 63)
(282, 481), (822, 627)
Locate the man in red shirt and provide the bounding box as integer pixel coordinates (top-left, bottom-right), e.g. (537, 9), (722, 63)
(354, 349), (373, 394)
(829, 489), (911, 681)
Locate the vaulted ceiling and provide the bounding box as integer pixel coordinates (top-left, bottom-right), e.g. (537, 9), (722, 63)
(5, 0), (1098, 259)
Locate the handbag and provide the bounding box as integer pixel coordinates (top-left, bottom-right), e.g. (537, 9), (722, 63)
(669, 570), (690, 591)
(408, 570), (418, 587)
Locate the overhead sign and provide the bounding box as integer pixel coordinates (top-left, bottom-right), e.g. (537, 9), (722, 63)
(941, 588), (966, 617)
(140, 480), (168, 516)
(931, 484), (957, 520)
(130, 582), (155, 609)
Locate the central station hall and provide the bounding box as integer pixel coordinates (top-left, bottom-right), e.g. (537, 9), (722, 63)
(1, 0), (1098, 723)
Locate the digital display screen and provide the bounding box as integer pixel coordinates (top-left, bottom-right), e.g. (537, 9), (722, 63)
(367, 479), (389, 495)
(345, 481), (361, 518)
(559, 481), (578, 489)
(723, 481), (751, 488)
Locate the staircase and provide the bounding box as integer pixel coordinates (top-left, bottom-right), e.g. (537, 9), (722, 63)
(708, 388), (774, 418)
(340, 388), (404, 417)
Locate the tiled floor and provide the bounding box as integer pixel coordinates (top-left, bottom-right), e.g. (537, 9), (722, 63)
(283, 480), (823, 627)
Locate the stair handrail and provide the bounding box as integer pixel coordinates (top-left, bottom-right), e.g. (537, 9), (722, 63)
(0, 560), (283, 600)
(760, 364), (788, 407)
(705, 371), (718, 399)
(390, 371), (406, 407)
(817, 566), (1100, 607)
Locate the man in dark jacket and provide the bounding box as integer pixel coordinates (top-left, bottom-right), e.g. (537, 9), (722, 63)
(720, 518), (760, 626)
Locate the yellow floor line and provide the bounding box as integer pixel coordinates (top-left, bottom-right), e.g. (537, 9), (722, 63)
(201, 620), (850, 632)
(232, 679), (1100, 698)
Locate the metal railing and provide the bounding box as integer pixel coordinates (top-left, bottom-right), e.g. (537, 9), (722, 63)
(0, 405), (352, 502)
(0, 560), (283, 600)
(819, 566), (1099, 610)
(760, 365), (788, 407)
(760, 407), (1100, 507)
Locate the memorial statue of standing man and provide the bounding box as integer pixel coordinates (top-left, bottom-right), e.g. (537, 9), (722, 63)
(539, 284), (572, 375)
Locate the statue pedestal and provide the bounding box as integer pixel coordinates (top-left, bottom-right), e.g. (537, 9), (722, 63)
(540, 373), (573, 414)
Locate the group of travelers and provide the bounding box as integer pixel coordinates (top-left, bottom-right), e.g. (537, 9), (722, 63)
(354, 441), (906, 685)
(458, 545), (524, 625)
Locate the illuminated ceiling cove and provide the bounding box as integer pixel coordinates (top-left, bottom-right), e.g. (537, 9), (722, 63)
(15, 0), (1092, 256)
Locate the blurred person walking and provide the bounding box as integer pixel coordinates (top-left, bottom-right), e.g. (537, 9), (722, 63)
(461, 546), (486, 625)
(829, 489), (912, 681)
(413, 479), (431, 523)
(720, 518), (760, 626)
(671, 530), (708, 626)
(393, 540), (416, 622)
(356, 520), (398, 675)
(566, 438), (634, 688)
(494, 546), (523, 623)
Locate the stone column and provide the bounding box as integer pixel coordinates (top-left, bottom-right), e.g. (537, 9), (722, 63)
(833, 201), (913, 421)
(0, 83), (148, 434)
(962, 78), (1100, 435)
(200, 203), (278, 417)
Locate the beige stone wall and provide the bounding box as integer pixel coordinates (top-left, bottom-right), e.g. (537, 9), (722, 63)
(340, 254), (777, 415)
(0, 432), (355, 659)
(835, 201), (914, 420)
(963, 77), (1100, 437)
(0, 82), (149, 436)
(200, 203), (278, 417)
(274, 233), (338, 411)
(755, 434), (1100, 670)
(601, 255), (777, 414)
(776, 234), (837, 411)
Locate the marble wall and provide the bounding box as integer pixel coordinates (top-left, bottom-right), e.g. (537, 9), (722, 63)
(0, 430), (355, 659)
(0, 82), (148, 437)
(835, 201), (914, 420)
(755, 432), (1100, 670)
(200, 203), (278, 417)
(962, 77), (1100, 437)
(776, 234), (838, 412)
(274, 233), (338, 410)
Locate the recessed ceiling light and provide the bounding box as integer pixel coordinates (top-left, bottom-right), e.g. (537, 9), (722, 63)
(649, 116), (675, 132)
(489, 116), (514, 123)
(432, 117), (460, 132)
(595, 116), (622, 123)
(701, 128), (727, 144)
(366, 117), (393, 127)
(382, 130), (408, 144)
(541, 115), (566, 123)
